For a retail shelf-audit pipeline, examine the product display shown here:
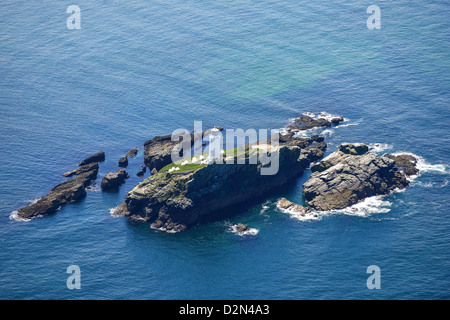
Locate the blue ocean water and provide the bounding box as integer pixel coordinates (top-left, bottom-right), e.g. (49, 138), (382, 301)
(1, 0), (449, 299)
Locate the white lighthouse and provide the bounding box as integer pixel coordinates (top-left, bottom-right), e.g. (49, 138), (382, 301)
(209, 127), (222, 161)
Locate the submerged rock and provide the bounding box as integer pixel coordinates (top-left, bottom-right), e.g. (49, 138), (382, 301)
(277, 198), (310, 216)
(303, 143), (409, 211)
(136, 166), (146, 177)
(118, 156), (128, 168)
(101, 169), (129, 191)
(287, 115), (344, 132)
(17, 163), (99, 220)
(126, 147), (139, 158)
(230, 223), (259, 236)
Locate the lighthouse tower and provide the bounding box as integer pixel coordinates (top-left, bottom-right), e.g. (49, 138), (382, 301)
(209, 128), (222, 161)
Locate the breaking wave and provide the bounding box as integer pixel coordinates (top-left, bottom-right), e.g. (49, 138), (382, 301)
(368, 143), (393, 153)
(317, 195), (393, 218)
(109, 206), (122, 217)
(276, 203), (322, 221)
(9, 211), (32, 222)
(391, 152), (449, 180)
(9, 198), (43, 222)
(229, 224), (259, 236)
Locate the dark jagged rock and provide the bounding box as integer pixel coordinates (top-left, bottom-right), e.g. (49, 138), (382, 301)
(137, 166), (146, 177)
(143, 127), (233, 173)
(277, 198), (310, 216)
(101, 169), (129, 191)
(233, 224), (249, 233)
(388, 154), (419, 176)
(126, 147), (139, 158)
(338, 142), (369, 155)
(78, 152), (105, 166)
(287, 115), (344, 132)
(114, 137), (327, 233)
(144, 134), (191, 173)
(310, 135), (325, 143)
(331, 116), (344, 125)
(118, 156), (128, 168)
(17, 163), (99, 220)
(62, 162), (99, 177)
(303, 143), (409, 211)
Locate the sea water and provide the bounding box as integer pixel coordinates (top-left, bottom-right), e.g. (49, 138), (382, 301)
(0, 0), (449, 299)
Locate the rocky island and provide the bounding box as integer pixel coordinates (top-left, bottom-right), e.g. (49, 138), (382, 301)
(16, 153), (104, 220)
(15, 113), (419, 232)
(301, 143), (417, 211)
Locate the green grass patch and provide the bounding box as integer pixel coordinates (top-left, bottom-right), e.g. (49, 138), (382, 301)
(159, 162), (207, 174)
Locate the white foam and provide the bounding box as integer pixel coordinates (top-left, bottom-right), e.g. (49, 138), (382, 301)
(260, 205), (270, 214)
(302, 112), (316, 118)
(288, 209), (322, 221)
(150, 224), (180, 234)
(320, 129), (334, 137)
(303, 111), (343, 122)
(335, 118), (361, 128)
(26, 198), (41, 205)
(391, 152), (448, 180)
(276, 203), (322, 221)
(318, 195), (392, 218)
(108, 206), (123, 217)
(368, 143), (393, 153)
(229, 224), (259, 236)
(9, 210), (32, 222)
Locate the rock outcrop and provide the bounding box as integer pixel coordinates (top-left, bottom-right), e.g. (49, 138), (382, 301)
(287, 115), (344, 132)
(302, 143), (412, 211)
(101, 169), (129, 191)
(118, 156), (128, 168)
(388, 154), (419, 176)
(17, 162), (99, 220)
(114, 135), (327, 232)
(277, 198), (310, 216)
(143, 135), (190, 173)
(233, 224), (249, 233)
(62, 162), (99, 178)
(137, 166), (146, 177)
(78, 152), (105, 166)
(126, 147), (139, 158)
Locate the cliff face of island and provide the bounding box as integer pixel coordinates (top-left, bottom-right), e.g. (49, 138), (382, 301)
(114, 135), (327, 232)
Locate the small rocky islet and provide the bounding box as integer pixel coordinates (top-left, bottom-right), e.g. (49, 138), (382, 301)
(15, 113), (419, 231)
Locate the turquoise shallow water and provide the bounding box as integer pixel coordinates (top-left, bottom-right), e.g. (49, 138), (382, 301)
(0, 0), (449, 299)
